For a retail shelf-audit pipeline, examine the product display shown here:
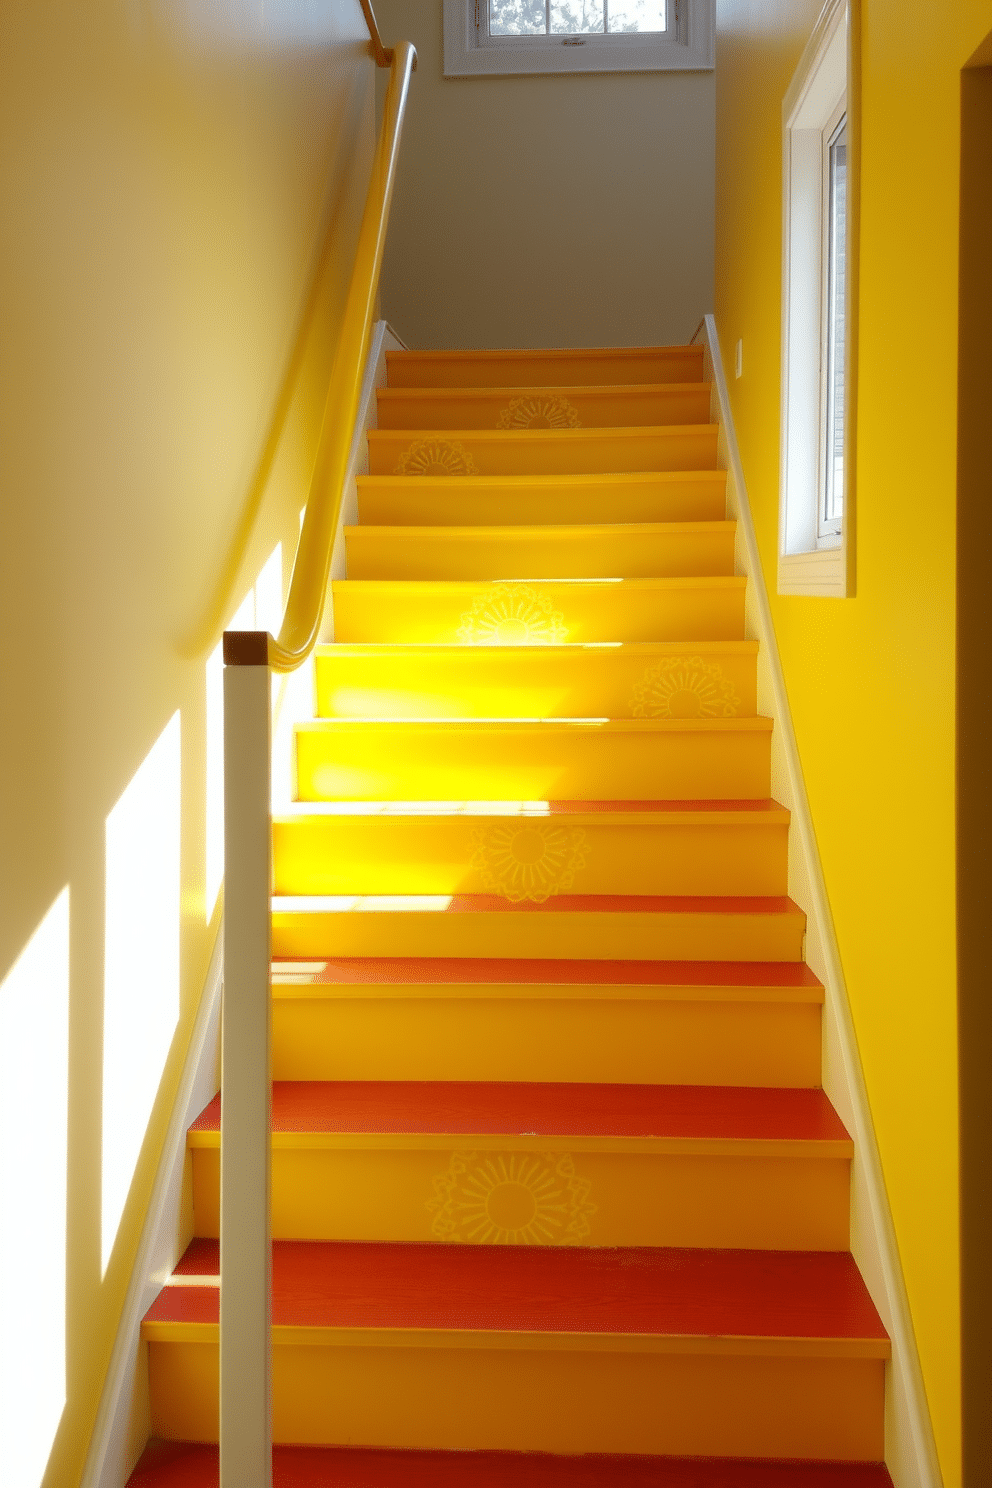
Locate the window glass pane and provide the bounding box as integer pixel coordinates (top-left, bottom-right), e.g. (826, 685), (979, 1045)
(608, 0), (666, 31)
(550, 0), (606, 33)
(490, 0), (547, 35)
(823, 117), (847, 532)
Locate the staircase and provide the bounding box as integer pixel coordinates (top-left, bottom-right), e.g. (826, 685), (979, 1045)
(129, 345), (892, 1486)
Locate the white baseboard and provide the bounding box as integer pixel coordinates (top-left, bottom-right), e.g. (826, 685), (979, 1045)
(701, 314), (942, 1488)
(80, 319), (402, 1488)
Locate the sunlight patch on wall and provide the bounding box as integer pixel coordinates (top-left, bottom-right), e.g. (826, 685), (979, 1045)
(0, 889), (70, 1488)
(102, 713), (182, 1276)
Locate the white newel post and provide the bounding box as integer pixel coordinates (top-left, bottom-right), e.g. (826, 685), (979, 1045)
(221, 633), (273, 1488)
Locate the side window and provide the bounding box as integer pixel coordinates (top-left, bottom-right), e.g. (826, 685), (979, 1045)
(443, 0), (714, 75)
(779, 2), (854, 597)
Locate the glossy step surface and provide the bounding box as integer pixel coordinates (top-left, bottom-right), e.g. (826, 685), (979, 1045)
(143, 1243), (888, 1457)
(270, 957), (825, 1088)
(188, 1081), (851, 1249)
(270, 893), (807, 963)
(313, 642), (759, 720)
(343, 522), (736, 581)
(385, 344), (706, 387)
(272, 800), (789, 898)
(367, 425), (719, 478)
(356, 470), (728, 527)
(330, 577), (748, 645)
(294, 717), (773, 802)
(375, 384), (713, 431)
(129, 1441), (893, 1487)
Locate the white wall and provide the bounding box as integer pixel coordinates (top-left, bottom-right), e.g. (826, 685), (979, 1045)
(373, 0), (715, 348)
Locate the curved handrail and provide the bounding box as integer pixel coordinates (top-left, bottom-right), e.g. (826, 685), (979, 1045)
(262, 37), (416, 673)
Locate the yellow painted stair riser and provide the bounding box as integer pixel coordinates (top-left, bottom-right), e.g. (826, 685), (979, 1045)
(368, 425), (719, 478)
(146, 1341), (885, 1460)
(189, 1145), (851, 1251)
(343, 523), (736, 582)
(294, 719), (773, 803)
(374, 384), (713, 431)
(356, 471), (728, 527)
(330, 577), (748, 645)
(313, 642), (759, 721)
(270, 994), (824, 1088)
(385, 345), (706, 388)
(271, 816), (790, 898)
(269, 900), (807, 963)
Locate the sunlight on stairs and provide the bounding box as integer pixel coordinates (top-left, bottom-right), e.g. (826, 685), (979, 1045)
(129, 345), (892, 1487)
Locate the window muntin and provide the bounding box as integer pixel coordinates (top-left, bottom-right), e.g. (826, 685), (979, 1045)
(489, 0), (667, 37)
(443, 0), (711, 75)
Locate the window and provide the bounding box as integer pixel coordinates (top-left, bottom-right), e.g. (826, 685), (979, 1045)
(443, 0), (714, 76)
(779, 0), (854, 596)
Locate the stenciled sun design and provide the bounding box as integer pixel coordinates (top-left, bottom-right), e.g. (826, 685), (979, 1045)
(456, 584), (567, 646)
(471, 821), (588, 904)
(427, 1151), (597, 1245)
(393, 438), (478, 476)
(631, 657), (741, 719)
(496, 395), (582, 430)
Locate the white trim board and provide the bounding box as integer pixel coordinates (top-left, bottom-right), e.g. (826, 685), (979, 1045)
(80, 321), (401, 1487)
(702, 314), (942, 1488)
(778, 0), (853, 597)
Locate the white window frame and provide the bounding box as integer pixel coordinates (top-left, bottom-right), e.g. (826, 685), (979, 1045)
(779, 0), (853, 597)
(442, 0), (714, 76)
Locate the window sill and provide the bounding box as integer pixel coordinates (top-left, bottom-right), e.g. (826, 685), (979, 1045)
(778, 546), (850, 597)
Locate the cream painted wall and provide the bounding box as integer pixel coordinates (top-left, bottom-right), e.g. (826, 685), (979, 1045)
(0, 1), (376, 1482)
(371, 0), (715, 349)
(714, 2), (992, 1482)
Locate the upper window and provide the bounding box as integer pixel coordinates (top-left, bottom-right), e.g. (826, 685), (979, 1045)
(779, 0), (854, 597)
(443, 0), (714, 75)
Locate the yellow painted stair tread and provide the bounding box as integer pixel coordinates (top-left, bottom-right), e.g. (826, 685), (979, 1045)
(385, 344), (705, 387)
(344, 522), (736, 580)
(368, 424), (719, 477)
(375, 384), (712, 430)
(270, 997), (823, 1088)
(270, 893), (806, 962)
(268, 959), (825, 1002)
(313, 641), (759, 720)
(294, 716), (773, 804)
(187, 1083), (851, 1248)
(271, 800), (790, 897)
(356, 470), (728, 526)
(330, 576), (748, 644)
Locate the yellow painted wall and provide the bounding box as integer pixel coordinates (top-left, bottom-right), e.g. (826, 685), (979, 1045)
(0, 1), (376, 1482)
(714, 2), (992, 1481)
(370, 0), (715, 349)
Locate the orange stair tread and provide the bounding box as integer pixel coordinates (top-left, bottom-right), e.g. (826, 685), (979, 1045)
(270, 956), (824, 990)
(148, 1241), (888, 1343)
(128, 1441), (893, 1487)
(191, 1082), (849, 1143)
